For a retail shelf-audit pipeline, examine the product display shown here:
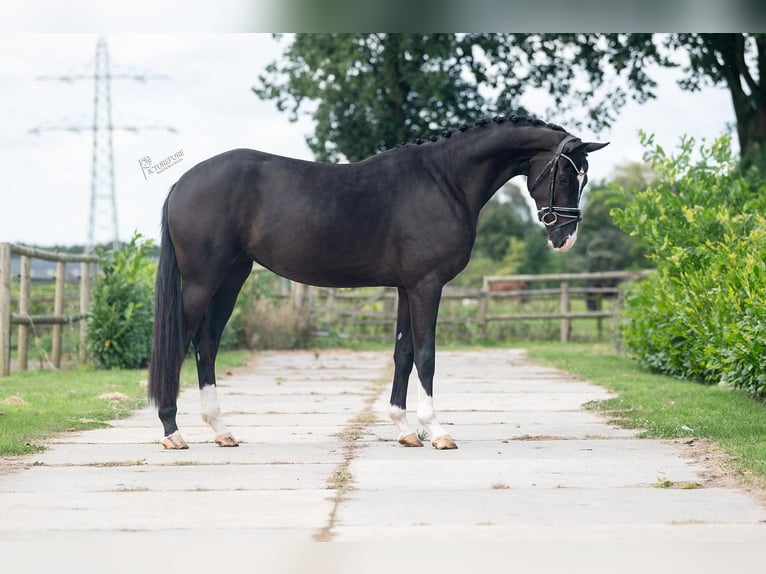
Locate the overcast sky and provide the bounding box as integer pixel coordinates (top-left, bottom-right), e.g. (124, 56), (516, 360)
(0, 33), (736, 247)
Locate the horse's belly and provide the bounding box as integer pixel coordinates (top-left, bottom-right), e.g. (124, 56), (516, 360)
(247, 238), (394, 288)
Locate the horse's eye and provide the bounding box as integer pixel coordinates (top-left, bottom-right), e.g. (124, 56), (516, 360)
(558, 175), (568, 185)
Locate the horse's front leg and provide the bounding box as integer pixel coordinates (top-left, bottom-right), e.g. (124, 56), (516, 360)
(389, 288), (422, 447)
(408, 279), (457, 450)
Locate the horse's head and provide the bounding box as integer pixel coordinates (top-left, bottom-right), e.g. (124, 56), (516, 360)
(527, 134), (608, 252)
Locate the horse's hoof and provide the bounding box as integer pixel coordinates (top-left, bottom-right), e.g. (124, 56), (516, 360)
(215, 433), (239, 447)
(398, 433), (424, 447)
(162, 432), (189, 450)
(432, 435), (458, 450)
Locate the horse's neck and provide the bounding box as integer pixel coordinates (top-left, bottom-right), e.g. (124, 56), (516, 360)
(443, 124), (556, 217)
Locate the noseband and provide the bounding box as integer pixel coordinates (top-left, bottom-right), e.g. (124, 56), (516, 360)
(530, 134), (586, 231)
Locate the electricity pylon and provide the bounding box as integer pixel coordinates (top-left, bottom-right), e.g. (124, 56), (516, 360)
(31, 36), (176, 251)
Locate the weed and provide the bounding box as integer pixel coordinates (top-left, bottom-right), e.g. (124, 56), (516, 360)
(654, 477), (674, 488)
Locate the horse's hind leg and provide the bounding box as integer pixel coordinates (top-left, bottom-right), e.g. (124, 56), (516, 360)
(193, 258), (253, 447)
(159, 279), (216, 450)
(389, 288), (422, 447)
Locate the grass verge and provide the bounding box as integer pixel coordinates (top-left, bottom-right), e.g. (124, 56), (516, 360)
(0, 350), (252, 456)
(525, 342), (766, 486)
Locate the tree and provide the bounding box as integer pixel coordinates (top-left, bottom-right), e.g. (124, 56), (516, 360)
(670, 34), (765, 167)
(254, 34), (509, 162)
(254, 33), (764, 166)
(472, 184), (533, 261)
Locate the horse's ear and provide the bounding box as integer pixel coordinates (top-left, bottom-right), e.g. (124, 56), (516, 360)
(574, 141), (609, 154)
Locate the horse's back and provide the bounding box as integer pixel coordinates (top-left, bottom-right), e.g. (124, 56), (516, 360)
(165, 146), (473, 288)
(166, 149), (402, 285)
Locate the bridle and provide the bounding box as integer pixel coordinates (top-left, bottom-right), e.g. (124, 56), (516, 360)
(530, 134), (587, 231)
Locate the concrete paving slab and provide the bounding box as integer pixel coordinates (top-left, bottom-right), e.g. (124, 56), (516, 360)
(1, 347), (764, 556)
(347, 443), (705, 489)
(215, 382), (371, 395)
(26, 440), (347, 466)
(0, 463), (336, 493)
(112, 411), (362, 428)
(0, 490), (335, 531)
(173, 392), (366, 414)
(48, 424), (349, 444)
(332, 522), (766, 543)
(334, 487), (766, 528)
(366, 417), (635, 440)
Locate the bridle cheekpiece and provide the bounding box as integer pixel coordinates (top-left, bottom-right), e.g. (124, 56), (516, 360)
(530, 134), (587, 231)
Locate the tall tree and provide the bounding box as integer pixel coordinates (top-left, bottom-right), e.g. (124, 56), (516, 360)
(254, 33), (764, 165)
(670, 34), (765, 167)
(254, 34), (497, 162)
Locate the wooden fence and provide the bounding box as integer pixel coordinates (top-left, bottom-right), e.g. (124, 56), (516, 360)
(1, 249), (651, 375)
(478, 270), (653, 341)
(0, 242), (98, 376)
(287, 269), (653, 343)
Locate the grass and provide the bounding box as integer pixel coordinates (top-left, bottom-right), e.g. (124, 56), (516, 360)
(0, 350), (251, 456)
(525, 342), (766, 484)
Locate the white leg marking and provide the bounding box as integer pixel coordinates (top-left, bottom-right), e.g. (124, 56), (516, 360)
(200, 385), (230, 439)
(417, 383), (449, 440)
(389, 405), (417, 441)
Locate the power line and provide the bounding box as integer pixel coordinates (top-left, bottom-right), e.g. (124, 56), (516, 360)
(30, 36), (176, 251)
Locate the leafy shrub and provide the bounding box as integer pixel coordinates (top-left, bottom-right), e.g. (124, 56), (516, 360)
(613, 133), (766, 398)
(241, 298), (314, 349)
(220, 271), (314, 350)
(87, 234), (155, 369)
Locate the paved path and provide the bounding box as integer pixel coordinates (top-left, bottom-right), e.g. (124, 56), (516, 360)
(1, 349), (765, 566)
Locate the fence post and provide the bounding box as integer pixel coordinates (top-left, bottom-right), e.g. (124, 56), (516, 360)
(51, 261), (65, 368)
(290, 281), (304, 312)
(79, 261), (91, 365)
(0, 243), (11, 376)
(478, 277), (489, 340)
(17, 255), (31, 370)
(559, 280), (570, 343)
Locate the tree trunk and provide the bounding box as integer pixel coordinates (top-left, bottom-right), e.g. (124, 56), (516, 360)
(708, 34), (765, 164)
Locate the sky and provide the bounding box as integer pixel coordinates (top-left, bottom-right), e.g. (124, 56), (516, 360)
(0, 33), (737, 247)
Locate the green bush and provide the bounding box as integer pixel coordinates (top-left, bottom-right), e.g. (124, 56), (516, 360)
(87, 234), (156, 369)
(220, 271), (314, 351)
(613, 133), (766, 398)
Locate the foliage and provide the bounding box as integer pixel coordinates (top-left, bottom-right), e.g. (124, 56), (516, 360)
(219, 271), (314, 351)
(255, 33), (765, 161)
(86, 234), (155, 369)
(567, 164), (656, 274)
(472, 184), (531, 261)
(612, 133), (766, 398)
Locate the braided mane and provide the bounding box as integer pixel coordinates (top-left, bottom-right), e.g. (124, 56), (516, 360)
(395, 114), (568, 149)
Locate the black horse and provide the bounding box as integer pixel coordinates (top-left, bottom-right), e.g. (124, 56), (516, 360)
(148, 115), (607, 450)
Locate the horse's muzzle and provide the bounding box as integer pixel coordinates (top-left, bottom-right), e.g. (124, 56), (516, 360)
(548, 229), (578, 252)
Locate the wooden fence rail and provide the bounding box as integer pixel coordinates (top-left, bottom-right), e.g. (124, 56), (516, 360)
(479, 270), (653, 342)
(285, 269), (653, 343)
(0, 242), (98, 376)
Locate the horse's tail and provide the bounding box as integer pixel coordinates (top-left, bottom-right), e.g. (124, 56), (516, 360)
(148, 186), (185, 407)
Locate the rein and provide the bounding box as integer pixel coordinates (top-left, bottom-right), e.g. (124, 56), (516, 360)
(530, 134), (586, 231)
